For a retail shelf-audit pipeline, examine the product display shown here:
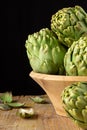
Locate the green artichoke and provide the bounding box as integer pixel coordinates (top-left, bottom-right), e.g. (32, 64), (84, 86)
(51, 5), (87, 47)
(25, 28), (67, 74)
(61, 82), (87, 129)
(64, 35), (87, 76)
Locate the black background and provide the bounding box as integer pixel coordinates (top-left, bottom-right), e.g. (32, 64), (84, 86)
(1, 1), (87, 95)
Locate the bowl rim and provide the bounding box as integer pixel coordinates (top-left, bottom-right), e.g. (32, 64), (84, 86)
(29, 71), (87, 81)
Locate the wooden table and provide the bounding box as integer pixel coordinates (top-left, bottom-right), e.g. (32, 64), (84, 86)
(0, 94), (83, 130)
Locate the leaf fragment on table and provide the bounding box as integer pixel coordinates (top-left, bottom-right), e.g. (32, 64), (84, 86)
(0, 92), (25, 110)
(7, 102), (25, 108)
(0, 92), (12, 103)
(0, 103), (11, 110)
(18, 108), (35, 118)
(30, 96), (46, 103)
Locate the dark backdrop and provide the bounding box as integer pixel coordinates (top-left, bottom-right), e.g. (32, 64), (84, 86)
(1, 1), (87, 95)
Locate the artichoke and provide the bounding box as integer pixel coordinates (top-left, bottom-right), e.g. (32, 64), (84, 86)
(61, 82), (87, 129)
(51, 5), (87, 47)
(25, 28), (67, 74)
(64, 35), (87, 76)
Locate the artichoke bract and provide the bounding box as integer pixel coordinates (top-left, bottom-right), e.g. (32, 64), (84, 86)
(25, 28), (67, 74)
(64, 35), (87, 76)
(51, 5), (87, 47)
(61, 82), (87, 129)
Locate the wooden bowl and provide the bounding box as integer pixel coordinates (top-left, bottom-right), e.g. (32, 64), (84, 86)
(29, 71), (87, 117)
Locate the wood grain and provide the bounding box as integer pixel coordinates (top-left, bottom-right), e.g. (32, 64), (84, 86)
(0, 95), (83, 130)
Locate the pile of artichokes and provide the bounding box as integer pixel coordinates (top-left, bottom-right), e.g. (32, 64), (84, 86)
(25, 5), (87, 129)
(25, 5), (87, 76)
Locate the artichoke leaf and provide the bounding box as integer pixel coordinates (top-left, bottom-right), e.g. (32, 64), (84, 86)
(18, 108), (35, 118)
(76, 96), (87, 109)
(30, 96), (46, 104)
(0, 92), (12, 103)
(0, 103), (11, 111)
(69, 109), (83, 122)
(82, 109), (87, 123)
(7, 102), (25, 108)
(75, 120), (87, 129)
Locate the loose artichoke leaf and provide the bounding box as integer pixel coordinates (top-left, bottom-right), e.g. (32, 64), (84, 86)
(0, 103), (12, 111)
(0, 92), (12, 103)
(18, 108), (35, 118)
(7, 102), (25, 108)
(30, 96), (47, 104)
